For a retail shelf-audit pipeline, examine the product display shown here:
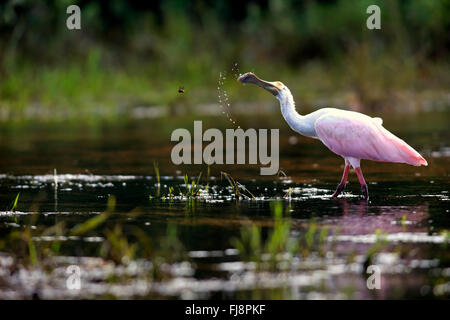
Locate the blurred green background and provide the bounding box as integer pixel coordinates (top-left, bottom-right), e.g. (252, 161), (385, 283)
(0, 0), (449, 121)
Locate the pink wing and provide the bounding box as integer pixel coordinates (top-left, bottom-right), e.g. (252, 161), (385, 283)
(315, 113), (427, 166)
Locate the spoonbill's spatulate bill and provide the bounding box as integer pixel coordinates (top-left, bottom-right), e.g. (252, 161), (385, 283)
(237, 72), (428, 200)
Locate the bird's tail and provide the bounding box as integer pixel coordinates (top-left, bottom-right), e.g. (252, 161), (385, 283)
(382, 127), (428, 166)
(396, 140), (428, 166)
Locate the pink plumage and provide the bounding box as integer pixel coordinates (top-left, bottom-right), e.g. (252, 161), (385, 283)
(315, 112), (428, 166)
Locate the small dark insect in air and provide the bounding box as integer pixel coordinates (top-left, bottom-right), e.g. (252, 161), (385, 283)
(178, 86), (185, 93)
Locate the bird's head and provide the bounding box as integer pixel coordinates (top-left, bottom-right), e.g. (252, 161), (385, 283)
(237, 72), (285, 97)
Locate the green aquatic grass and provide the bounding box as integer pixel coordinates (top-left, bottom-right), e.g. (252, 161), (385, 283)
(168, 186), (174, 198)
(8, 193), (20, 224)
(71, 196), (116, 236)
(153, 160), (161, 198)
(265, 202), (296, 258)
(26, 229), (38, 267)
(232, 224), (262, 262)
(148, 167), (208, 200)
(101, 224), (138, 265)
(232, 202), (338, 269)
(0, 194), (186, 269)
(232, 201), (296, 269)
(9, 192), (20, 212)
(182, 172), (202, 198)
(364, 228), (389, 267)
(441, 230), (449, 249)
(205, 165), (211, 192)
(305, 220), (317, 249)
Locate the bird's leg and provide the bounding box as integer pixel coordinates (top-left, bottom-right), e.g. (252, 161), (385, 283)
(332, 165), (350, 198)
(355, 167), (369, 200)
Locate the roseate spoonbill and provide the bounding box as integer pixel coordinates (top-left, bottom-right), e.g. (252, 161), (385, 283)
(237, 72), (427, 199)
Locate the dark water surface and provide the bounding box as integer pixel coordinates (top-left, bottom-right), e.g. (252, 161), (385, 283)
(0, 111), (448, 299)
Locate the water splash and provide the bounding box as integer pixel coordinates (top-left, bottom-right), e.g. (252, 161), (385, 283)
(231, 62), (240, 79)
(217, 63), (241, 129)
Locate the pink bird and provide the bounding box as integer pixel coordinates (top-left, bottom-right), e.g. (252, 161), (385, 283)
(238, 72), (428, 199)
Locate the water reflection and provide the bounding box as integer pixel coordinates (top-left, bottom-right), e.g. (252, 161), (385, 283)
(331, 199), (429, 235)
